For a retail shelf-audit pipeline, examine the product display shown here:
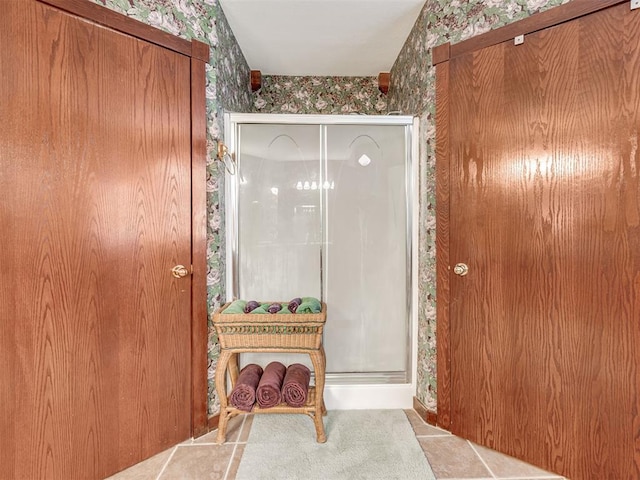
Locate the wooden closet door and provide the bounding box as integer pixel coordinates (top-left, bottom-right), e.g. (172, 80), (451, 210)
(448, 3), (640, 478)
(0, 1), (193, 478)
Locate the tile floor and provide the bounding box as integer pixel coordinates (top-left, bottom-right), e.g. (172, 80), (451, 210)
(108, 410), (565, 480)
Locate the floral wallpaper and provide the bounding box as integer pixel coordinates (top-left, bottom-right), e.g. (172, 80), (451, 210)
(389, 0), (572, 411)
(253, 75), (387, 114)
(92, 0), (253, 415)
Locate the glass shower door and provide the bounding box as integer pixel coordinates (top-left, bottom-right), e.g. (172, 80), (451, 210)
(235, 124), (322, 368)
(228, 115), (414, 392)
(236, 124), (322, 301)
(324, 125), (408, 377)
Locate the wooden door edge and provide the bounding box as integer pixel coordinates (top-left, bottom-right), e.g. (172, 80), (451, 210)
(435, 60), (452, 431)
(190, 54), (209, 438)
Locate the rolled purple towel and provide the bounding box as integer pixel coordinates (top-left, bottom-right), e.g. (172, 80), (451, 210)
(244, 300), (260, 313)
(282, 363), (311, 407)
(229, 364), (263, 411)
(256, 361), (286, 408)
(287, 297), (302, 313)
(267, 303), (282, 314)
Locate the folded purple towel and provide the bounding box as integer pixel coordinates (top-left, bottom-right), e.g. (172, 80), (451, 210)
(230, 364), (263, 411)
(256, 361), (286, 408)
(282, 363), (311, 407)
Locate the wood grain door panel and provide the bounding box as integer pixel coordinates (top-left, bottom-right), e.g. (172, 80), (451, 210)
(1, 1), (192, 477)
(448, 3), (640, 478)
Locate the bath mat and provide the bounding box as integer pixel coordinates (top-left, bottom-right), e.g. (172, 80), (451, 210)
(235, 409), (436, 480)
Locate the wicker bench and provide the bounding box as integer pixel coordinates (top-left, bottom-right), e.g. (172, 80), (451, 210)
(212, 302), (327, 443)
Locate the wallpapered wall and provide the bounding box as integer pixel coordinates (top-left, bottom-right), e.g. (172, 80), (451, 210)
(253, 75), (387, 114)
(93, 0), (253, 415)
(388, 0), (572, 410)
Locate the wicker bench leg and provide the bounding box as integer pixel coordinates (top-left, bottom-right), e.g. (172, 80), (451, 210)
(312, 411), (326, 443)
(228, 353), (240, 385)
(215, 350), (233, 444)
(309, 349), (327, 443)
(216, 410), (230, 444)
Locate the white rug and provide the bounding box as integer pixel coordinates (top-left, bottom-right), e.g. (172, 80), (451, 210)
(236, 409), (436, 480)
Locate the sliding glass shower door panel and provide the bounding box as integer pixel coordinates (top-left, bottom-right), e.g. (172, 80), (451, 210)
(228, 115), (414, 386)
(324, 125), (408, 374)
(237, 124), (322, 301)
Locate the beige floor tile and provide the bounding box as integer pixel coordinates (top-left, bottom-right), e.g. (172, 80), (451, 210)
(224, 415), (246, 443)
(404, 409), (452, 437)
(159, 444), (235, 480)
(106, 448), (174, 480)
(191, 429), (219, 444)
(472, 443), (564, 479)
(194, 415), (245, 444)
(238, 415), (253, 442)
(418, 436), (491, 479)
(226, 444), (246, 480)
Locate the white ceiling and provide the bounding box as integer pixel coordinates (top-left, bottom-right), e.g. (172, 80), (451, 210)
(219, 0), (426, 77)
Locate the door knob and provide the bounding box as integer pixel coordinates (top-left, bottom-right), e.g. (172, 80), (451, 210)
(171, 265), (190, 278)
(453, 263), (469, 276)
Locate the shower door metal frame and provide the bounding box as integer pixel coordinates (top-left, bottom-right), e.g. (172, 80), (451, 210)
(223, 113), (418, 392)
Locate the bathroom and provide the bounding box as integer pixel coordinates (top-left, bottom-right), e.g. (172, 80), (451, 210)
(113, 0), (640, 477)
(4, 0), (638, 479)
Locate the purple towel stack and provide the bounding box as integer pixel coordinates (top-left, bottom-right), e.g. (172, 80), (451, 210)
(228, 361), (314, 411)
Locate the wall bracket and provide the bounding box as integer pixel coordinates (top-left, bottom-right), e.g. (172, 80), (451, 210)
(378, 72), (390, 95)
(250, 70), (262, 92)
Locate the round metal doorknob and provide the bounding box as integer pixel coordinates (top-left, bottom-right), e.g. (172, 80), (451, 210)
(171, 265), (190, 278)
(453, 263), (469, 276)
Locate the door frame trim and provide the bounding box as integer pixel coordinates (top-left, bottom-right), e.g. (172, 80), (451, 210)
(432, 0), (627, 431)
(434, 59), (451, 430)
(37, 0), (208, 61)
(190, 44), (210, 439)
(431, 0), (625, 66)
(35, 0), (210, 439)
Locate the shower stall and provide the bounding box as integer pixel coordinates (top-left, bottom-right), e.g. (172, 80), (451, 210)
(224, 113), (418, 409)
